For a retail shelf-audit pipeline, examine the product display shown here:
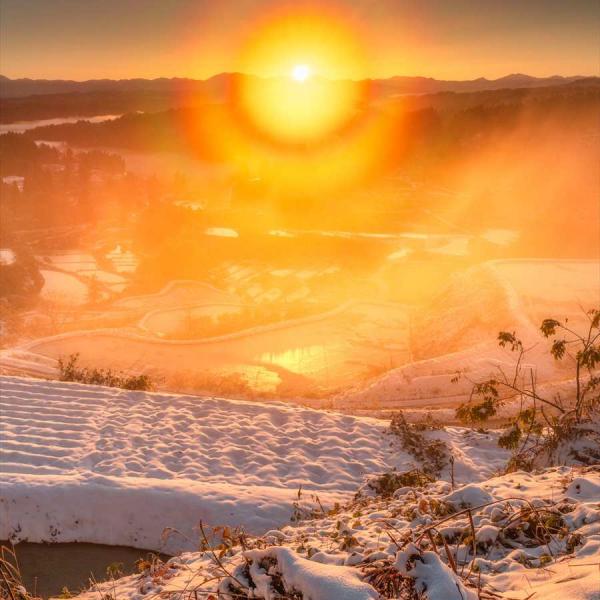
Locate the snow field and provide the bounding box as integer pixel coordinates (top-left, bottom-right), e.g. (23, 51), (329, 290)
(1, 376), (511, 554)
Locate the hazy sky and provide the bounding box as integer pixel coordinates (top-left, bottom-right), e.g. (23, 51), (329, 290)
(1, 0), (598, 80)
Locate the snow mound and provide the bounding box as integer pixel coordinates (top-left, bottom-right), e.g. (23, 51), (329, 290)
(221, 547), (379, 600)
(444, 483), (494, 508)
(565, 476), (600, 500)
(395, 543), (476, 600)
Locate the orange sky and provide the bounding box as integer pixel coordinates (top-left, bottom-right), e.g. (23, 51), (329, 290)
(1, 0), (598, 80)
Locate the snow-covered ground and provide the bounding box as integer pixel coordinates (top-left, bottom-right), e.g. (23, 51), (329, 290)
(0, 376), (506, 555)
(72, 466), (600, 600)
(1, 376), (598, 599)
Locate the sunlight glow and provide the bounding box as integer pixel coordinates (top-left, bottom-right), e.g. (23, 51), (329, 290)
(233, 7), (370, 144)
(291, 64), (311, 82)
(180, 6), (391, 194)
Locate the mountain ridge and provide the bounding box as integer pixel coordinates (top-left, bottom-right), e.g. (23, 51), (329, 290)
(0, 72), (588, 98)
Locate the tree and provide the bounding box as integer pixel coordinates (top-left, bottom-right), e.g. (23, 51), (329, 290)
(454, 309), (600, 470)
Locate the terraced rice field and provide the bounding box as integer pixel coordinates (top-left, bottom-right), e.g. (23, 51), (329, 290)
(490, 259), (600, 328)
(17, 302), (410, 393)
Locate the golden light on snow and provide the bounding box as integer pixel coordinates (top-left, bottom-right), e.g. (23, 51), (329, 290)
(291, 64), (311, 82)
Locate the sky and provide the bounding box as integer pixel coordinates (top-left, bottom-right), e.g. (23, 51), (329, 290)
(1, 0), (598, 81)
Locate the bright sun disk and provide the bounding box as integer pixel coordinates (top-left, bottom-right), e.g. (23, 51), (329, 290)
(291, 64), (311, 82)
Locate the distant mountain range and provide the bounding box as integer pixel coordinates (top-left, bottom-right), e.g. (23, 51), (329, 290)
(369, 73), (589, 96)
(0, 73), (589, 99)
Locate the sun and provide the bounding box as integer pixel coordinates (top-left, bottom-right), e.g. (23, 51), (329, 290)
(291, 64), (311, 82)
(217, 8), (370, 147)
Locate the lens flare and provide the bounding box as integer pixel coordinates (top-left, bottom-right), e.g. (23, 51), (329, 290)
(178, 5), (400, 194)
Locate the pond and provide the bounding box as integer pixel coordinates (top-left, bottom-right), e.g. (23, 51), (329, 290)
(0, 115), (120, 134)
(2, 541), (168, 599)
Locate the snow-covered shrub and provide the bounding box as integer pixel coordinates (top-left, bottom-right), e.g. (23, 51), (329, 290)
(389, 411), (449, 477)
(358, 410), (449, 499)
(361, 468), (434, 498)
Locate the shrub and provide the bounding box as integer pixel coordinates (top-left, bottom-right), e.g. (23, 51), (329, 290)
(365, 469), (434, 497)
(0, 545), (39, 600)
(58, 353), (154, 391)
(389, 411), (449, 477)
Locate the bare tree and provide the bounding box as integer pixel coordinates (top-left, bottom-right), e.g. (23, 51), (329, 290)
(454, 308), (600, 470)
